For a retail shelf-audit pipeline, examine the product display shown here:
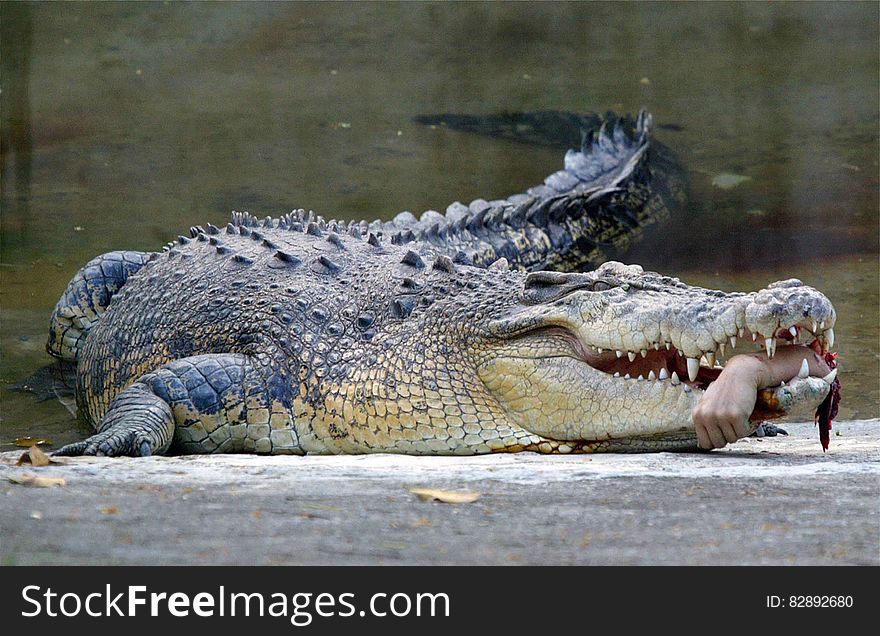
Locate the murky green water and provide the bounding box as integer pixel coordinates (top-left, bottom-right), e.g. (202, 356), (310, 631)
(1, 2), (877, 449)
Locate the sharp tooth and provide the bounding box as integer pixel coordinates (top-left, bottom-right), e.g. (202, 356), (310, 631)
(811, 320), (817, 333)
(665, 342), (672, 350)
(670, 371), (681, 385)
(719, 343), (726, 356)
(798, 358), (810, 378)
(780, 380), (785, 386)
(624, 374), (631, 380)
(765, 338), (775, 358)
(738, 328), (744, 338)
(597, 348), (603, 354)
(822, 368), (837, 383)
(705, 352), (716, 367)
(637, 375), (644, 381)
(648, 370), (656, 380)
(752, 332), (758, 341)
(628, 351), (637, 362)
(613, 372), (620, 378)
(729, 335), (737, 349)
(616, 350), (623, 358)
(659, 368), (669, 380)
(654, 342), (660, 350)
(683, 384), (692, 393)
(686, 357), (700, 382)
(820, 321), (825, 329)
(640, 349), (648, 358)
(826, 328), (834, 349)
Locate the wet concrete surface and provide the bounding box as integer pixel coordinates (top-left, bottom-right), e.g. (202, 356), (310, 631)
(1, 419), (876, 566)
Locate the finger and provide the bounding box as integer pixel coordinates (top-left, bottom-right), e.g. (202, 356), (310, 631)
(707, 426), (728, 449)
(719, 421), (739, 444)
(694, 418), (712, 450)
(732, 418), (752, 439)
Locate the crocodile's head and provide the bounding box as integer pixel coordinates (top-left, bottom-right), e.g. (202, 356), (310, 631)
(474, 261), (837, 447)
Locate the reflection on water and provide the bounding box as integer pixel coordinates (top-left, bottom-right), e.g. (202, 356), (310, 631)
(0, 2), (877, 448)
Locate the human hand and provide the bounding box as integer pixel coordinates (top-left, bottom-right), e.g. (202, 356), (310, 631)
(692, 346), (832, 450)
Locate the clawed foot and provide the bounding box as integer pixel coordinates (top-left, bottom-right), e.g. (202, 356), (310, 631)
(54, 428), (157, 457)
(54, 382), (175, 457)
(751, 422), (788, 438)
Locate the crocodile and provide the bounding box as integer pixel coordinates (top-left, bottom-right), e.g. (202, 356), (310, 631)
(49, 212), (837, 457)
(42, 110), (837, 456)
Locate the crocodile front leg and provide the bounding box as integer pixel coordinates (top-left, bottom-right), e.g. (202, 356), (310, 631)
(56, 354), (301, 456)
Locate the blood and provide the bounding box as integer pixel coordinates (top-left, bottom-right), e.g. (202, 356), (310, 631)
(815, 351), (840, 452)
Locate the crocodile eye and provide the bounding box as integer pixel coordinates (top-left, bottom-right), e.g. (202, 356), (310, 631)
(523, 271), (607, 304)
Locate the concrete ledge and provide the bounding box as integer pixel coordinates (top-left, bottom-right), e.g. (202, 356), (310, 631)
(1, 420), (877, 565)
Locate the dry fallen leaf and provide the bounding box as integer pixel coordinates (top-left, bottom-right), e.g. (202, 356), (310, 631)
(409, 488), (480, 504)
(13, 437), (53, 448)
(17, 445), (52, 467)
(8, 474), (66, 488)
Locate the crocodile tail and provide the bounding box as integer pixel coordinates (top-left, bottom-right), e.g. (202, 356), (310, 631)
(410, 108), (653, 197)
(391, 109), (683, 270)
(529, 110), (686, 269)
(533, 109), (653, 200)
(223, 110), (684, 272)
